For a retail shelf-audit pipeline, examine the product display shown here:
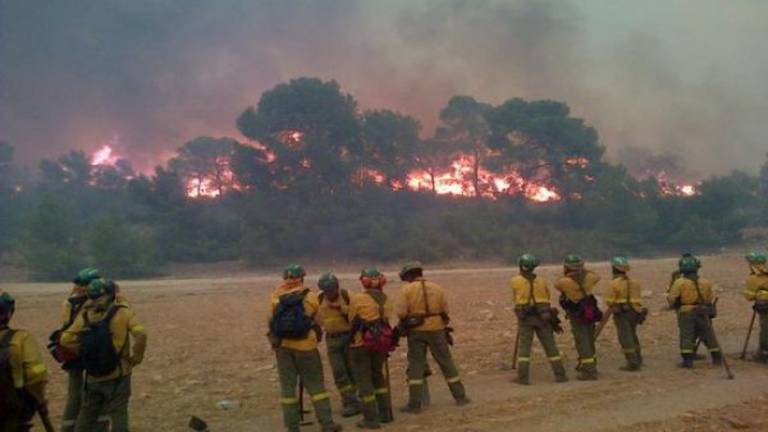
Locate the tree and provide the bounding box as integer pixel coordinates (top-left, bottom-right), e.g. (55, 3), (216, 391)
(168, 137), (240, 198)
(21, 196), (84, 280)
(88, 215), (160, 278)
(38, 150), (92, 190)
(237, 77), (363, 195)
(360, 110), (420, 188)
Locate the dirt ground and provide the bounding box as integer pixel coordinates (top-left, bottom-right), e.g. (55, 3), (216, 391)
(9, 253), (768, 431)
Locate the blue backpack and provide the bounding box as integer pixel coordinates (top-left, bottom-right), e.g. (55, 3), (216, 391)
(80, 306), (126, 377)
(271, 289), (315, 339)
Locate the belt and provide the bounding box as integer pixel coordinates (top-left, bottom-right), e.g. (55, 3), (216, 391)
(326, 332), (350, 338)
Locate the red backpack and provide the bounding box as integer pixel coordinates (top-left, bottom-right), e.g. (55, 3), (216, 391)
(360, 292), (396, 353)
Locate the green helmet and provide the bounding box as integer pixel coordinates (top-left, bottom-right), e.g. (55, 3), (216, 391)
(611, 256), (630, 272)
(361, 268), (382, 279)
(283, 264), (306, 280)
(87, 278), (116, 300)
(317, 272), (339, 291)
(73, 267), (101, 286)
(564, 254), (584, 270)
(746, 251), (767, 265)
(518, 254), (539, 271)
(399, 261), (423, 280)
(678, 255), (699, 274)
(0, 292), (15, 321)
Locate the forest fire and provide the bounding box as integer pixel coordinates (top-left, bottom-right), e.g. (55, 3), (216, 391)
(91, 144), (120, 166)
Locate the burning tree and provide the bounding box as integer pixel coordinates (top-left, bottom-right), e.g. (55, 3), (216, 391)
(168, 137), (241, 198)
(359, 109), (420, 189)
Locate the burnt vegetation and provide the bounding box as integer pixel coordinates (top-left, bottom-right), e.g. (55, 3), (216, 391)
(1, 78), (766, 280)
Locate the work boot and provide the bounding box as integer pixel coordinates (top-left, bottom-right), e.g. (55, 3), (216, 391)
(448, 380), (468, 402)
(341, 392), (361, 418)
(678, 354), (694, 369)
(516, 362), (531, 385)
(576, 364), (598, 381)
(399, 404), (422, 414)
(752, 350), (768, 363)
(455, 397), (472, 406)
(711, 351), (723, 366)
(376, 394), (392, 424)
(313, 398), (338, 432)
(620, 353), (641, 372)
(551, 360), (568, 383)
(322, 423), (343, 432)
(357, 402), (380, 429)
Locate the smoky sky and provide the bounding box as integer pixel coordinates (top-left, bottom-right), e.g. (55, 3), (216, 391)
(1, 0), (767, 175)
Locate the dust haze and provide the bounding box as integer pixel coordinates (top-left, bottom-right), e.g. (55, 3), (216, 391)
(1, 0), (766, 175)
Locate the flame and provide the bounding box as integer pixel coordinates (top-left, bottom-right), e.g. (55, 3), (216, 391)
(642, 170), (700, 197)
(184, 156), (241, 199)
(91, 135), (122, 166)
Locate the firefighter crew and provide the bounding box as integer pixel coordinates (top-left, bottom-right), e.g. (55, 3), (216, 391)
(60, 267), (110, 432)
(397, 262), (470, 414)
(667, 255), (721, 369)
(316, 272), (361, 417)
(744, 251), (768, 362)
(347, 268), (394, 429)
(605, 257), (646, 371)
(266, 265), (342, 432)
(60, 279), (148, 432)
(555, 254), (602, 381)
(511, 254), (568, 385)
(0, 291), (49, 432)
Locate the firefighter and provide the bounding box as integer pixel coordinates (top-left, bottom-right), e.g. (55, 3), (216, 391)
(667, 255), (721, 369)
(511, 254), (568, 385)
(668, 253), (706, 360)
(60, 279), (148, 432)
(59, 267), (109, 432)
(347, 268), (394, 429)
(744, 251), (768, 362)
(555, 254), (602, 381)
(0, 291), (49, 432)
(605, 257), (646, 371)
(316, 272), (361, 417)
(266, 265), (342, 432)
(397, 262), (470, 414)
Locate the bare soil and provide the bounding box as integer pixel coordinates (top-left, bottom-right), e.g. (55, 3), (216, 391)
(8, 254), (768, 431)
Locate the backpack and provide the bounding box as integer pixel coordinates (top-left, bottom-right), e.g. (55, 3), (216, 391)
(560, 274), (603, 325)
(0, 329), (36, 421)
(47, 296), (87, 366)
(270, 289), (316, 340)
(360, 292), (396, 353)
(80, 305), (125, 377)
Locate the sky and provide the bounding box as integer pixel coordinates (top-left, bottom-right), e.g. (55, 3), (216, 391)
(1, 0), (766, 176)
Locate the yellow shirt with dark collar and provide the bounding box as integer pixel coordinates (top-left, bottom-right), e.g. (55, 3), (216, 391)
(348, 289), (393, 348)
(667, 276), (716, 313)
(396, 278), (449, 332)
(61, 297), (148, 382)
(510, 274), (551, 306)
(1, 327), (48, 403)
(318, 291), (351, 335)
(744, 272), (768, 302)
(268, 281), (320, 351)
(555, 271), (601, 303)
(605, 276), (643, 312)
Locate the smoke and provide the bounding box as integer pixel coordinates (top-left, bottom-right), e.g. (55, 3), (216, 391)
(1, 0), (766, 175)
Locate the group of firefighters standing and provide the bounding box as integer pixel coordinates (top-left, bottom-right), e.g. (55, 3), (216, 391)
(2, 251), (768, 431)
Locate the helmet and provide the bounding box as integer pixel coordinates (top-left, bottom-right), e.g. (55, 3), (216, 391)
(399, 262), (423, 281)
(283, 264), (306, 280)
(87, 278), (116, 300)
(564, 254), (584, 271)
(611, 256), (630, 272)
(73, 267), (101, 286)
(361, 268), (386, 289)
(0, 291), (15, 323)
(746, 251), (767, 265)
(678, 253), (701, 270)
(678, 255), (699, 274)
(317, 272), (339, 291)
(518, 254), (539, 271)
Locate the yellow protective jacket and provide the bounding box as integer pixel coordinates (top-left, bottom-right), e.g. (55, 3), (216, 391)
(744, 271), (768, 302)
(61, 297), (148, 382)
(605, 276), (643, 312)
(348, 289), (394, 348)
(0, 327), (48, 404)
(396, 278), (449, 332)
(61, 286), (88, 326)
(318, 290), (351, 335)
(268, 281), (320, 351)
(667, 276), (716, 313)
(510, 274), (551, 307)
(555, 271), (601, 303)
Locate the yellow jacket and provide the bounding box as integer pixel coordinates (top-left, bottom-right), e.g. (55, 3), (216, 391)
(555, 271), (601, 303)
(605, 276), (643, 312)
(1, 327), (48, 404)
(268, 281), (320, 351)
(61, 297), (148, 382)
(60, 286), (88, 327)
(318, 290), (351, 335)
(510, 274), (551, 306)
(348, 289), (394, 348)
(744, 272), (768, 302)
(667, 276), (716, 313)
(396, 278), (449, 332)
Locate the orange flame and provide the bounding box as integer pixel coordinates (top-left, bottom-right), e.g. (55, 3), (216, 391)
(91, 136), (122, 166)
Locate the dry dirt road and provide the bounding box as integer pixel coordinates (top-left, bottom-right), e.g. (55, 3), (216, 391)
(8, 254), (768, 431)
